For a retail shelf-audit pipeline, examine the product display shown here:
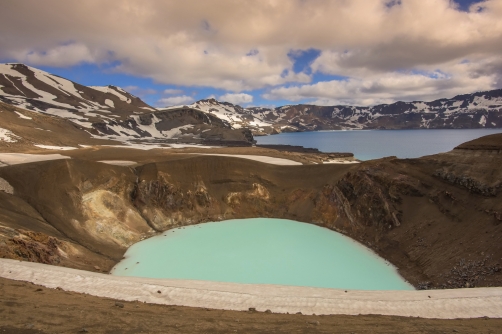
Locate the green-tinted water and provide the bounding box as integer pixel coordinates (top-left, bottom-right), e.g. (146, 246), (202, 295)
(112, 218), (414, 290)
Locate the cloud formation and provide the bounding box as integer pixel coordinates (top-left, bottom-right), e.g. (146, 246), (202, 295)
(2, 0), (502, 105)
(163, 89), (184, 95)
(156, 95), (194, 107)
(219, 93), (253, 105)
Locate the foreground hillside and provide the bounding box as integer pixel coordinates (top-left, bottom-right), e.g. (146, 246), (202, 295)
(3, 278), (501, 334)
(0, 134), (500, 290)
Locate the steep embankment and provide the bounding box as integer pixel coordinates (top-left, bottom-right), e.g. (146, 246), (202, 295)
(0, 135), (501, 289)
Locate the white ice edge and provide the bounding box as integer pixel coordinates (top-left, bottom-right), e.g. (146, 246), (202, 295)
(1, 259), (501, 319)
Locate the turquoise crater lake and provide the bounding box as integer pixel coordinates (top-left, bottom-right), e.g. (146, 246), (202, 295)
(112, 218), (413, 291)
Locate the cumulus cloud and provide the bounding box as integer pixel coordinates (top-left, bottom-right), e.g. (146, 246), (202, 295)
(11, 43), (99, 67)
(163, 89), (184, 95)
(156, 95), (194, 107)
(264, 60), (497, 106)
(1, 0), (502, 102)
(219, 93), (253, 105)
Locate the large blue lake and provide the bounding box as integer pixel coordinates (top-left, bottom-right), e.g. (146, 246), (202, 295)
(112, 218), (413, 290)
(256, 129), (502, 160)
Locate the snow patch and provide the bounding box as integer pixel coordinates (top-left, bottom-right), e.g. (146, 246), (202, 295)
(90, 86), (131, 103)
(104, 99), (115, 108)
(35, 145), (77, 150)
(0, 127), (20, 142)
(14, 111), (32, 119)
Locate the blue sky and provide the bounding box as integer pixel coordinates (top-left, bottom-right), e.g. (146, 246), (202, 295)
(2, 0), (499, 108)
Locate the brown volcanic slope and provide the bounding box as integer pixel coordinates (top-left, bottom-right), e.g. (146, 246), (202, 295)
(0, 134), (501, 290)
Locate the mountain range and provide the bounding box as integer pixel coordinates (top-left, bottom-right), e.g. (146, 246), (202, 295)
(1, 63), (501, 145)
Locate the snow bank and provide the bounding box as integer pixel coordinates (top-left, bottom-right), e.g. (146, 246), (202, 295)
(1, 259), (501, 319)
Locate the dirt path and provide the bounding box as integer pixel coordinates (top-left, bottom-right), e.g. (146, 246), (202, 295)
(1, 277), (501, 334)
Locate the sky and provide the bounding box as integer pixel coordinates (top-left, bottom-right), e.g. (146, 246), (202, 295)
(1, 0), (501, 108)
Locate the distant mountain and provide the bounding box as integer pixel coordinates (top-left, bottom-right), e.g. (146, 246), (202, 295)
(164, 90), (502, 135)
(2, 63), (500, 144)
(0, 64), (254, 145)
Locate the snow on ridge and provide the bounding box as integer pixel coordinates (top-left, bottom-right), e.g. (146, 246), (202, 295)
(2, 64), (79, 100)
(89, 85), (131, 103)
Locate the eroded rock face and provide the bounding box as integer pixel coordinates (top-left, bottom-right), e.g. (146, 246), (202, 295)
(81, 190), (151, 247)
(132, 178), (215, 230)
(434, 169), (500, 196)
(0, 227), (64, 265)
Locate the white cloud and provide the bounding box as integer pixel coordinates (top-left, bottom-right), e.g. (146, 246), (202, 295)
(156, 95), (194, 107)
(12, 43), (99, 67)
(218, 93), (253, 105)
(163, 88), (184, 95)
(1, 0), (502, 99)
(264, 61), (497, 106)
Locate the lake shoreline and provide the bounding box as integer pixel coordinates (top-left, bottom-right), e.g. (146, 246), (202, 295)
(111, 218), (413, 291)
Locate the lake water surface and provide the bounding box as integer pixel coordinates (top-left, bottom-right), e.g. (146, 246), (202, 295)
(256, 129), (502, 160)
(112, 218), (413, 290)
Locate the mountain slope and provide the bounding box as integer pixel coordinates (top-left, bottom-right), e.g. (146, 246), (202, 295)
(165, 90), (502, 135)
(0, 64), (254, 145)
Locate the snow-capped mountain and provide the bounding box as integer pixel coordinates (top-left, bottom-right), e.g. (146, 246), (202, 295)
(0, 64), (254, 145)
(2, 63), (500, 144)
(263, 90), (502, 132)
(165, 90), (502, 135)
